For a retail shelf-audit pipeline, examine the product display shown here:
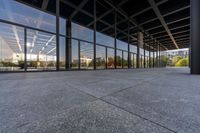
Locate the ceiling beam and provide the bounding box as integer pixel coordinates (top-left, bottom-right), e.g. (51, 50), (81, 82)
(41, 0), (49, 10)
(148, 0), (179, 49)
(167, 16), (190, 25)
(163, 5), (190, 17)
(70, 0), (89, 19)
(87, 0), (128, 27)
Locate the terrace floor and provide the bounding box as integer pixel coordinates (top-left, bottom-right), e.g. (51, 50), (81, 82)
(0, 68), (200, 133)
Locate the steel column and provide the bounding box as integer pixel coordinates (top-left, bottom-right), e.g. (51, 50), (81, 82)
(93, 0), (96, 70)
(128, 21), (131, 69)
(66, 19), (72, 70)
(105, 47), (108, 69)
(191, 0), (200, 74)
(156, 41), (158, 67)
(153, 39), (155, 68)
(24, 28), (27, 71)
(144, 36), (146, 68)
(114, 10), (117, 69)
(149, 37), (151, 68)
(56, 0), (60, 71)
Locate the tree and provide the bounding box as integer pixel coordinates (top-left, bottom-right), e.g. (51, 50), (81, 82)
(175, 58), (189, 67)
(171, 56), (182, 66)
(160, 56), (168, 67)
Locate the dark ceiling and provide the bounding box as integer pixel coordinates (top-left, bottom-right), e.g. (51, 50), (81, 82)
(17, 0), (190, 51)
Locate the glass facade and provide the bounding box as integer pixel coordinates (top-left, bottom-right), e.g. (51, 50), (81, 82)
(0, 22), (24, 71)
(26, 29), (56, 71)
(0, 1), (161, 72)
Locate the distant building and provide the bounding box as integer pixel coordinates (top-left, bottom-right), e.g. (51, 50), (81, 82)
(162, 48), (189, 59)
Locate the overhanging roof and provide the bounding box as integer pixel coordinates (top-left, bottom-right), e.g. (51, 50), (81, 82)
(16, 0), (190, 51)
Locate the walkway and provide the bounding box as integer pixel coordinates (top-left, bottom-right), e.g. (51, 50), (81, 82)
(0, 68), (200, 133)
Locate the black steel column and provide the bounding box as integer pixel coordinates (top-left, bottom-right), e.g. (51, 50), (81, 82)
(153, 39), (155, 68)
(114, 10), (117, 69)
(144, 36), (146, 68)
(56, 0), (60, 71)
(148, 37), (151, 68)
(122, 51), (124, 68)
(137, 31), (140, 68)
(24, 28), (27, 71)
(78, 41), (80, 69)
(156, 42), (158, 67)
(93, 0), (96, 70)
(66, 19), (71, 70)
(191, 0), (200, 74)
(159, 43), (161, 67)
(128, 21), (131, 69)
(105, 47), (108, 69)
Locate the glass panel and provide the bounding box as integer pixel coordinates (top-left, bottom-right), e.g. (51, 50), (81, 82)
(96, 32), (114, 47)
(0, 22), (24, 71)
(140, 55), (144, 68)
(71, 39), (79, 69)
(123, 51), (128, 68)
(0, 0), (56, 33)
(131, 53), (135, 68)
(96, 45), (106, 69)
(130, 44), (137, 53)
(26, 29), (56, 71)
(80, 41), (93, 69)
(59, 36), (66, 70)
(117, 39), (128, 51)
(60, 18), (66, 36)
(134, 54), (137, 68)
(116, 50), (122, 68)
(72, 22), (94, 42)
(107, 48), (115, 69)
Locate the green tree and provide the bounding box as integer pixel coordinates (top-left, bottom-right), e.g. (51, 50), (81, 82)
(175, 58), (189, 67)
(171, 56), (182, 66)
(160, 56), (168, 67)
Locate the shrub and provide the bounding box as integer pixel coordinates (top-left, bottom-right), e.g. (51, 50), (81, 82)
(175, 58), (189, 67)
(171, 56), (182, 66)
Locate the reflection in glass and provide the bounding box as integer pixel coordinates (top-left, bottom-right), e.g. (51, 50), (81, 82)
(0, 0), (56, 33)
(107, 48), (114, 69)
(26, 29), (56, 71)
(131, 53), (136, 68)
(123, 51), (128, 68)
(59, 37), (66, 70)
(60, 18), (66, 36)
(72, 22), (94, 42)
(71, 39), (79, 69)
(80, 41), (93, 69)
(140, 55), (144, 68)
(116, 50), (122, 68)
(117, 39), (128, 51)
(96, 45), (106, 69)
(96, 32), (114, 47)
(0, 22), (24, 71)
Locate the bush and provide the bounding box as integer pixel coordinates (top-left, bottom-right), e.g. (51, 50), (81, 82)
(175, 58), (189, 67)
(160, 56), (168, 67)
(171, 56), (182, 66)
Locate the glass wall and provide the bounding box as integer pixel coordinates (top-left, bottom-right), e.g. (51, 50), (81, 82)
(26, 29), (56, 71)
(71, 39), (79, 69)
(107, 48), (115, 69)
(0, 22), (24, 71)
(96, 45), (106, 69)
(59, 36), (66, 70)
(0, 0), (160, 72)
(80, 41), (93, 69)
(116, 50), (123, 68)
(0, 0), (56, 33)
(123, 51), (128, 68)
(130, 44), (137, 68)
(72, 22), (94, 43)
